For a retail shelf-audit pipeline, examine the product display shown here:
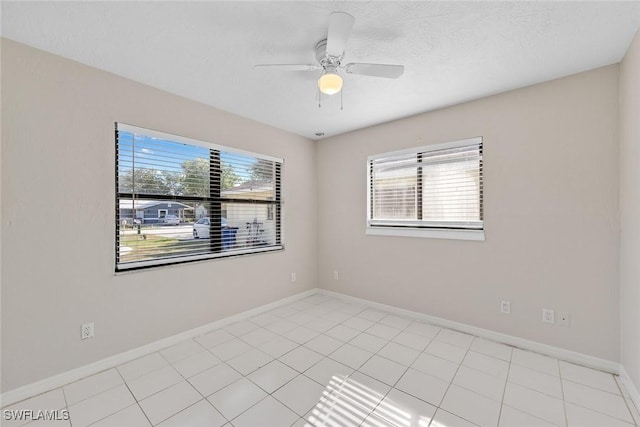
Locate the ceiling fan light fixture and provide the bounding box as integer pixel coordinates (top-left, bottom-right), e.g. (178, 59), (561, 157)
(318, 72), (343, 95)
(255, 12), (404, 103)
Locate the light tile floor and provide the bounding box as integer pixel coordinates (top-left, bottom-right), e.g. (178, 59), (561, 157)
(3, 294), (640, 427)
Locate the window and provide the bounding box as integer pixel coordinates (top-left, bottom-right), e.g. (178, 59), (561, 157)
(116, 123), (283, 271)
(367, 137), (484, 240)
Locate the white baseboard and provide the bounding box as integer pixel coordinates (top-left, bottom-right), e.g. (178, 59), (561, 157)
(2, 287), (627, 409)
(0, 288), (317, 408)
(620, 364), (640, 415)
(318, 289), (620, 374)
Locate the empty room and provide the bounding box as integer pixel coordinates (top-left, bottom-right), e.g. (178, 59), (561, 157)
(2, 1), (640, 426)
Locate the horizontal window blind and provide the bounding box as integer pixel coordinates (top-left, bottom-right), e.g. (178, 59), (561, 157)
(116, 123), (283, 271)
(368, 138), (483, 231)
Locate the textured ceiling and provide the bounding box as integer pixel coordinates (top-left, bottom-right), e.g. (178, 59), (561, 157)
(2, 1), (640, 140)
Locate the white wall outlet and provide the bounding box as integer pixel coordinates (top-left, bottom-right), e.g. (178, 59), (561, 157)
(558, 312), (571, 327)
(542, 308), (555, 324)
(501, 301), (511, 314)
(333, 270), (339, 281)
(290, 272), (297, 283)
(81, 322), (94, 340)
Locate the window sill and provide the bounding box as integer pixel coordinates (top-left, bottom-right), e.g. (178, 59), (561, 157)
(115, 245), (284, 274)
(366, 226), (485, 241)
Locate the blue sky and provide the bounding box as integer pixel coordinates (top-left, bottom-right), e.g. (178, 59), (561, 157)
(118, 131), (255, 180)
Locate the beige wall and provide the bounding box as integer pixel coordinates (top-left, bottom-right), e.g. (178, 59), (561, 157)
(620, 29), (640, 392)
(1, 34), (631, 394)
(317, 65), (620, 361)
(0, 39), (317, 392)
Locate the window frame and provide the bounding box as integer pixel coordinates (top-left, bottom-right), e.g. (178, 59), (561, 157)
(366, 137), (484, 241)
(115, 123), (284, 272)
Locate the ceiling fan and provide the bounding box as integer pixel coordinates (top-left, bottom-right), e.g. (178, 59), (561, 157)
(254, 12), (405, 98)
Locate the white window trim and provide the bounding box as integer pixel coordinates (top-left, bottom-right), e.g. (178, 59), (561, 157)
(116, 123), (284, 271)
(366, 137), (484, 242)
(367, 137), (481, 162)
(366, 226), (485, 241)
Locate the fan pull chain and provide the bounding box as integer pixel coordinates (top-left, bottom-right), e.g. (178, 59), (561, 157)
(318, 87), (321, 109)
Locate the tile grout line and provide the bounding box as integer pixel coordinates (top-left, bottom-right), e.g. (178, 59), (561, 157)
(15, 369), (120, 413)
(185, 347), (271, 425)
(16, 294), (635, 427)
(614, 372), (640, 426)
(209, 303), (361, 425)
(140, 343), (251, 425)
(330, 316), (471, 425)
(167, 298), (629, 426)
(58, 385), (72, 427)
(291, 308), (408, 425)
(110, 313), (284, 425)
(495, 351), (512, 427)
(353, 321), (412, 426)
(428, 329), (480, 427)
(113, 367), (153, 427)
(558, 361), (570, 427)
(155, 348), (225, 426)
(197, 333), (292, 425)
(11, 297), (319, 426)
(560, 376), (637, 424)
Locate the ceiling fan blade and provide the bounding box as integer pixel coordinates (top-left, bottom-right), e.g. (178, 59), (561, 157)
(326, 12), (355, 57)
(344, 63), (405, 79)
(254, 64), (322, 72)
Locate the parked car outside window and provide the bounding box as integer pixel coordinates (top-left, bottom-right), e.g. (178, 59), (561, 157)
(161, 215), (180, 225)
(193, 217), (227, 239)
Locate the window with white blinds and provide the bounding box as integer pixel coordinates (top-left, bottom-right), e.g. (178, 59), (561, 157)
(116, 123), (283, 271)
(367, 137), (484, 240)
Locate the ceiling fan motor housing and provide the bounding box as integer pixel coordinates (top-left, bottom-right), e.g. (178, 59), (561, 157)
(315, 39), (342, 72)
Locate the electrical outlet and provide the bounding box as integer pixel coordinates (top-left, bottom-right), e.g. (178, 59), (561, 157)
(333, 270), (339, 281)
(81, 322), (94, 340)
(542, 308), (555, 324)
(558, 312), (571, 327)
(501, 301), (511, 314)
(290, 272), (297, 283)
